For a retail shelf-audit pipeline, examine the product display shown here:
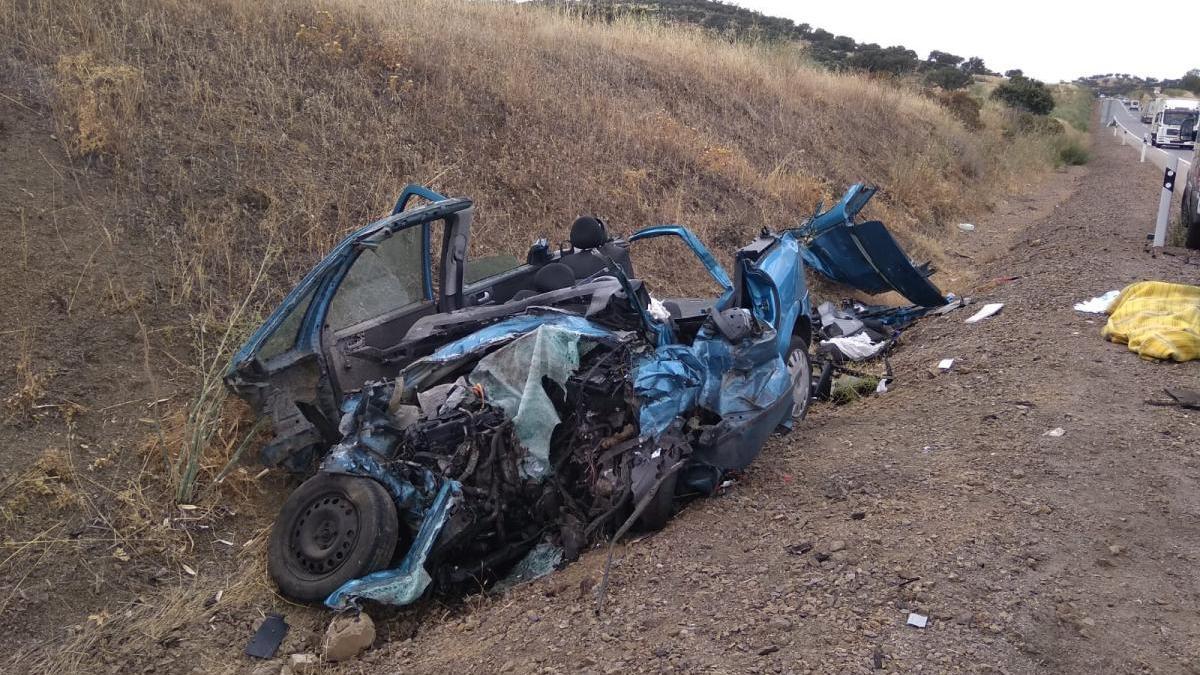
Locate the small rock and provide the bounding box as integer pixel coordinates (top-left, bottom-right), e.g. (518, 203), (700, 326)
(288, 653), (318, 675)
(250, 663), (278, 675)
(829, 540), (846, 553)
(955, 612), (975, 626)
(1108, 544), (1124, 556)
(872, 645), (885, 669)
(757, 645), (779, 656)
(1011, 468), (1025, 479)
(851, 511), (866, 520)
(324, 613), (376, 662)
(768, 616), (793, 631)
(785, 541), (813, 555)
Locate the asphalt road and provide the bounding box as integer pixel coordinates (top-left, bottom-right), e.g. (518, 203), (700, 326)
(1107, 99), (1194, 165)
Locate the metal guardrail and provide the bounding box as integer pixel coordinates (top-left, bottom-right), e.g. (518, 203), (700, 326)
(1100, 99), (1193, 246)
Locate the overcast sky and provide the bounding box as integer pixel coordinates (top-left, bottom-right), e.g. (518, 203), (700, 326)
(731, 0), (1194, 82)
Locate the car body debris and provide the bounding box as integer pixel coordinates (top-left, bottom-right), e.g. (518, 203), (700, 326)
(225, 183), (955, 610)
(965, 302), (1004, 323)
(244, 614), (288, 659)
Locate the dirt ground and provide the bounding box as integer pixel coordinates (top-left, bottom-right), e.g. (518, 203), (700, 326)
(4, 101), (1200, 673)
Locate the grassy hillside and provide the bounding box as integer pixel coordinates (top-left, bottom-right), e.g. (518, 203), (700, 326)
(4, 0), (1067, 326)
(0, 0), (1071, 669)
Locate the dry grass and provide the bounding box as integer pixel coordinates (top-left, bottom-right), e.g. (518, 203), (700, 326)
(5, 0), (1064, 327)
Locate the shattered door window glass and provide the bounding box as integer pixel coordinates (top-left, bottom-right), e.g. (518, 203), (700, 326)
(327, 227), (426, 332)
(259, 284), (316, 360)
(465, 254), (521, 285)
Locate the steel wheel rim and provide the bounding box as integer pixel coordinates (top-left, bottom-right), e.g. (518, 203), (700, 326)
(786, 348), (811, 419)
(288, 490), (360, 577)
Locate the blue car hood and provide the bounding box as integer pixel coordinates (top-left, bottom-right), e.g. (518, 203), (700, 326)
(797, 184), (948, 308)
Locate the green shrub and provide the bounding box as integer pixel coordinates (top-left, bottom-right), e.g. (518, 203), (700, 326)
(1013, 111), (1064, 136)
(991, 76), (1055, 115)
(925, 67), (972, 90)
(1057, 139), (1090, 165)
(935, 90), (982, 129)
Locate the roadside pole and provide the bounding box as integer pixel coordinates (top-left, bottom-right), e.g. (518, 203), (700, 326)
(1152, 158), (1178, 247)
(1141, 138), (1147, 163)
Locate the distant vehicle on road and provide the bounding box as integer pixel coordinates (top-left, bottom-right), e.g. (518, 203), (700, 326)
(1129, 100), (1140, 111)
(1147, 98), (1199, 148)
(1181, 144), (1200, 249)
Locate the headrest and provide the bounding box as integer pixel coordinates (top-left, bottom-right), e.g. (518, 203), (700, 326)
(533, 262), (575, 292)
(570, 216), (607, 250)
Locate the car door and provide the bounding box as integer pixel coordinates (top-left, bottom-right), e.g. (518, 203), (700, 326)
(225, 187), (472, 467)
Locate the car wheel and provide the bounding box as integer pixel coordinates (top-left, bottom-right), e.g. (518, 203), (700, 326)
(268, 473), (399, 603)
(785, 337), (813, 421)
(636, 468), (678, 532)
(1186, 187), (1200, 250)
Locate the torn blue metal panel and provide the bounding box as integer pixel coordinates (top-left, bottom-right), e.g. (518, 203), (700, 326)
(797, 184), (948, 308)
(325, 478), (460, 610)
(401, 312), (622, 393)
(632, 344), (705, 440)
(691, 326), (791, 419)
(426, 312), (619, 364)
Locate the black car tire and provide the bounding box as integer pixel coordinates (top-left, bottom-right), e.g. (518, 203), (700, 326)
(785, 337), (813, 422)
(1185, 187), (1200, 250)
(636, 468), (678, 532)
(268, 473), (399, 603)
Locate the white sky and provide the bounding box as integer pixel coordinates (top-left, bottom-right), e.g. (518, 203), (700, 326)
(731, 0), (1194, 83)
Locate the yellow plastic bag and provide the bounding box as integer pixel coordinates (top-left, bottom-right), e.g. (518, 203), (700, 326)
(1102, 281), (1200, 362)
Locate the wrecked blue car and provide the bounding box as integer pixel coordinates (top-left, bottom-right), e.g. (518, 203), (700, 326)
(225, 184), (943, 607)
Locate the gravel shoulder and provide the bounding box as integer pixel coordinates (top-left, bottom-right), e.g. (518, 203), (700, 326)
(358, 124), (1200, 674)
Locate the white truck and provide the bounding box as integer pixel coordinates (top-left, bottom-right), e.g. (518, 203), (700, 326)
(1147, 98), (1199, 148)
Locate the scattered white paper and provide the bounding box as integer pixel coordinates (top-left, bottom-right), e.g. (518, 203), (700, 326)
(822, 332), (887, 360)
(907, 612), (929, 628)
(875, 379), (889, 394)
(1074, 290), (1120, 313)
(647, 296), (671, 322)
(938, 358), (955, 370)
(965, 303), (1004, 324)
(957, 223), (976, 232)
(1044, 427), (1065, 437)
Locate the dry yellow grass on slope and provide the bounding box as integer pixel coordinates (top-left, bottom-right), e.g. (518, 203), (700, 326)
(5, 0), (1064, 325)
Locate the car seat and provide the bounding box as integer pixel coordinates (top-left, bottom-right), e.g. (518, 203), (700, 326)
(557, 216), (634, 280)
(510, 262), (576, 301)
